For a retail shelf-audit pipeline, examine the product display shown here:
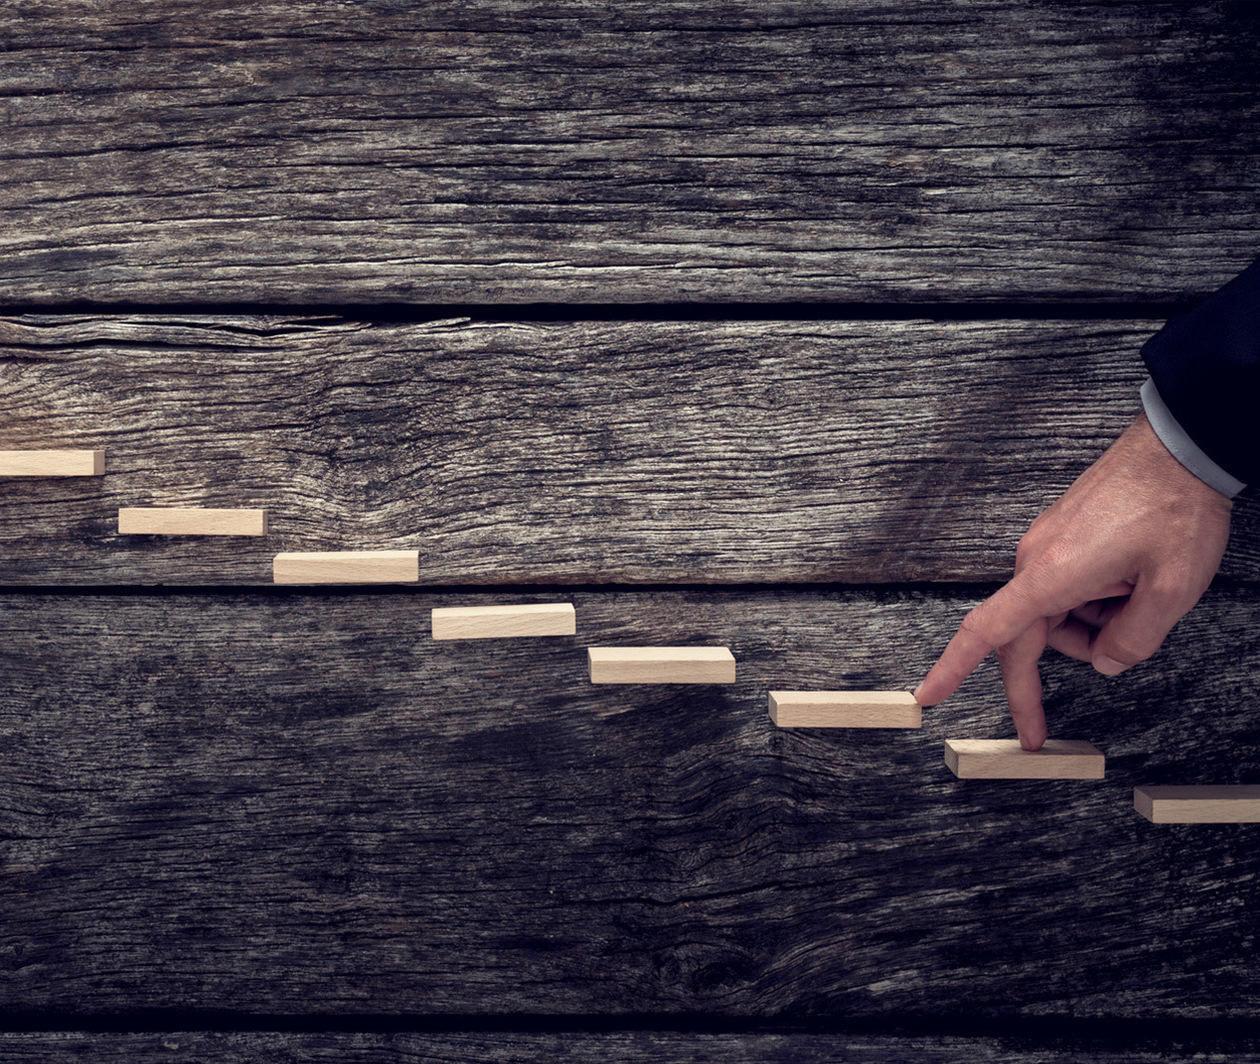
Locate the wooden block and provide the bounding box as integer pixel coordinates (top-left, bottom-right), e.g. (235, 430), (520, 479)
(944, 738), (1105, 780)
(588, 646), (736, 684)
(768, 690), (921, 728)
(432, 602), (576, 640)
(0, 448), (104, 476)
(119, 507), (268, 536)
(1134, 785), (1260, 823)
(273, 550), (419, 584)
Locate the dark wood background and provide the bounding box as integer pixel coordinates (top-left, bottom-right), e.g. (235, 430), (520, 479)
(2, 3), (1259, 1060)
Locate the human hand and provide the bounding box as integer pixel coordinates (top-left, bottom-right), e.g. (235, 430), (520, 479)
(913, 409), (1232, 749)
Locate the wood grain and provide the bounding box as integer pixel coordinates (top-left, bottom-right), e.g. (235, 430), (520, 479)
(3, 314), (1258, 586)
(1, 2), (1257, 305)
(2, 585), (1259, 1017)
(4, 1031), (1260, 1063)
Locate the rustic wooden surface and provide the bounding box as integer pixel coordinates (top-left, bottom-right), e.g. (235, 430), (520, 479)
(1, 1), (1258, 305)
(4, 1030), (1260, 1063)
(5, 0), (1258, 1055)
(3, 587), (1258, 1017)
(3, 314), (1258, 586)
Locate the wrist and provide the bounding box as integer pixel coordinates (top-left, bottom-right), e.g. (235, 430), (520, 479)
(1126, 407), (1234, 511)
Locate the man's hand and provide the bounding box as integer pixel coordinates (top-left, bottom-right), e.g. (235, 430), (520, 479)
(913, 410), (1232, 750)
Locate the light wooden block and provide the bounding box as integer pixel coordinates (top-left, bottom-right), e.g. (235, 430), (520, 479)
(0, 448), (104, 476)
(273, 550), (419, 584)
(1134, 785), (1260, 823)
(944, 738), (1105, 780)
(119, 507), (268, 536)
(588, 646), (736, 684)
(432, 602), (576, 640)
(768, 690), (921, 728)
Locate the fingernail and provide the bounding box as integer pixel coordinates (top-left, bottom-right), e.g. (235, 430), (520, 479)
(1095, 655), (1129, 676)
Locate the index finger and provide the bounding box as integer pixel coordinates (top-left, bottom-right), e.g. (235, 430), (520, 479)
(912, 569), (1058, 708)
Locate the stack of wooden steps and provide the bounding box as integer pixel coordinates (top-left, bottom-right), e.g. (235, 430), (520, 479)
(2, 446), (1250, 808)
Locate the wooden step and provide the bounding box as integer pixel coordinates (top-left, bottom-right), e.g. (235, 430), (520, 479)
(1134, 785), (1260, 823)
(588, 646), (736, 684)
(944, 739), (1105, 780)
(432, 603), (576, 640)
(768, 690), (921, 728)
(119, 507), (267, 536)
(0, 448), (104, 477)
(273, 550), (419, 584)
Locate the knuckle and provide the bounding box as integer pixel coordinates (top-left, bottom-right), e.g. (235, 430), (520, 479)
(1033, 540), (1076, 579)
(959, 605), (995, 643)
(1149, 568), (1207, 608)
(1014, 534), (1036, 570)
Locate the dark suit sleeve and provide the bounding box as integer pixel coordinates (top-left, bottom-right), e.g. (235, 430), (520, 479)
(1140, 256), (1260, 493)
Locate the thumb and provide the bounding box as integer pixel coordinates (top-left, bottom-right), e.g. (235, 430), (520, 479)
(1091, 579), (1198, 676)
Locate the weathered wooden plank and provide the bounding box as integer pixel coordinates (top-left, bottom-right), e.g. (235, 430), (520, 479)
(3, 1031), (1259, 1063)
(2, 586), (1258, 1016)
(1, 1), (1257, 304)
(2, 314), (1257, 585)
